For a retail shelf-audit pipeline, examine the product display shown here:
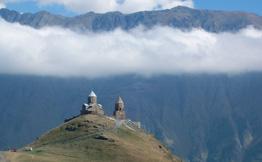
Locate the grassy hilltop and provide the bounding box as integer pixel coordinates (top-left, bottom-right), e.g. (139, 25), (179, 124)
(3, 114), (181, 162)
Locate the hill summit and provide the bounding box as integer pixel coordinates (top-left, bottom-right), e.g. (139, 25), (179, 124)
(2, 91), (181, 162)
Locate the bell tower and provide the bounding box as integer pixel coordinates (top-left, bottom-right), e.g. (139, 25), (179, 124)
(113, 96), (126, 120)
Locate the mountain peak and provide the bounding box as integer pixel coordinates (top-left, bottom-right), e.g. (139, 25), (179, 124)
(171, 5), (193, 10)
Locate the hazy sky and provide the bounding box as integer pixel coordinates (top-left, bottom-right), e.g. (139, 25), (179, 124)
(1, 0), (261, 16)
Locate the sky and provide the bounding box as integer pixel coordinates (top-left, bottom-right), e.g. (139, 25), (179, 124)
(1, 0), (261, 16)
(194, 0), (262, 15)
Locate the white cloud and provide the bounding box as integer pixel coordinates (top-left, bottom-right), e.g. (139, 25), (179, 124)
(0, 19), (261, 78)
(0, 0), (5, 8)
(5, 0), (194, 13)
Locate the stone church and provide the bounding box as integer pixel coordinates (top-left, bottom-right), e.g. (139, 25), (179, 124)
(80, 91), (126, 120)
(81, 91), (105, 115)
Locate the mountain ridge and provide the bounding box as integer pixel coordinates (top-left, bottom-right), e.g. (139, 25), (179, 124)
(0, 6), (262, 32)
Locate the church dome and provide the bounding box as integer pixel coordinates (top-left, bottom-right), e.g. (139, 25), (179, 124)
(89, 91), (97, 97)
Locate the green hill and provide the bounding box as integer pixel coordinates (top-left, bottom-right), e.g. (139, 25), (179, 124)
(3, 114), (181, 162)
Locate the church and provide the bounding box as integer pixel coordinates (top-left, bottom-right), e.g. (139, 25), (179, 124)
(81, 91), (126, 120)
(80, 91), (105, 115)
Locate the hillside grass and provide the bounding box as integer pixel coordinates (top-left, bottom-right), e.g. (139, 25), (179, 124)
(4, 115), (181, 162)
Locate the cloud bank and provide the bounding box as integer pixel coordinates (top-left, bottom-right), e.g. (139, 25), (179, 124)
(5, 0), (194, 13)
(0, 19), (262, 78)
(0, 0), (5, 8)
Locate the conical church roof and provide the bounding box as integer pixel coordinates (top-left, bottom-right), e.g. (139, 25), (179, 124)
(116, 96), (124, 103)
(89, 91), (97, 97)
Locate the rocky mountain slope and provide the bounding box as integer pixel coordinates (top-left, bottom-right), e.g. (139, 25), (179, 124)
(0, 6), (261, 32)
(2, 114), (180, 162)
(0, 74), (262, 162)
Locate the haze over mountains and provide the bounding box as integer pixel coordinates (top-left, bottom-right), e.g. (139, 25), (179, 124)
(0, 6), (262, 162)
